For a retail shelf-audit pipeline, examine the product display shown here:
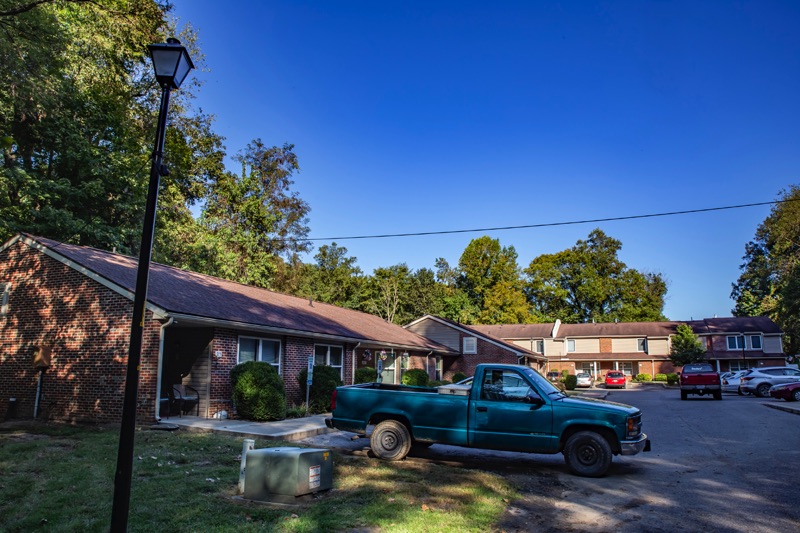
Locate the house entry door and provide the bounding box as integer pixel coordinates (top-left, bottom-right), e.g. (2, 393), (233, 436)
(380, 352), (396, 384)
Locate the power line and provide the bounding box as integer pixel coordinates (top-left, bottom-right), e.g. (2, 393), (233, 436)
(306, 199), (793, 242)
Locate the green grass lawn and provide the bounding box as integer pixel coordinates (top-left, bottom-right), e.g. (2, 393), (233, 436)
(0, 422), (516, 532)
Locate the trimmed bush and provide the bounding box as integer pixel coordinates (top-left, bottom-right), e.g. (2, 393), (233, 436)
(354, 366), (377, 384)
(654, 373), (667, 382)
(561, 369), (570, 381)
(666, 373), (679, 385)
(230, 362), (286, 421)
(452, 372), (468, 383)
(636, 373), (653, 382)
(564, 374), (577, 390)
(298, 366), (343, 414)
(402, 368), (430, 386)
(429, 380), (450, 387)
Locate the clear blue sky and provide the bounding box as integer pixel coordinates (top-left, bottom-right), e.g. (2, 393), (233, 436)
(169, 0), (800, 322)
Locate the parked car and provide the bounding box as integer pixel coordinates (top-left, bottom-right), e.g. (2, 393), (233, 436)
(546, 371), (561, 382)
(721, 370), (749, 394)
(576, 372), (593, 388)
(769, 382), (800, 402)
(605, 371), (627, 389)
(739, 367), (800, 398)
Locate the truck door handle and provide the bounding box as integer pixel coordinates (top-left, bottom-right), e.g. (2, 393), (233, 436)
(476, 406), (488, 412)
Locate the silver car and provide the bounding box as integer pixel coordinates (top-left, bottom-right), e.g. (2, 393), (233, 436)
(739, 366), (800, 397)
(721, 370), (750, 394)
(576, 372), (593, 388)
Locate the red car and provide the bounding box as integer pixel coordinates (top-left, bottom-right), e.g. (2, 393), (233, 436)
(605, 371), (627, 389)
(769, 382), (800, 402)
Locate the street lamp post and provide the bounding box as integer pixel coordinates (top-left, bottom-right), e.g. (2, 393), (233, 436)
(110, 38), (193, 532)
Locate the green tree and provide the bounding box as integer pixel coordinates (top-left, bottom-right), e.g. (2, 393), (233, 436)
(198, 140), (311, 287)
(732, 186), (800, 355)
(669, 324), (706, 367)
(524, 229), (667, 323)
(0, 0), (175, 249)
(454, 236), (530, 324)
(299, 242), (364, 308)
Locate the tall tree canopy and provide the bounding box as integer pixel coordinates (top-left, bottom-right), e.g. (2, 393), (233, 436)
(524, 229), (667, 323)
(732, 186), (800, 355)
(454, 236), (531, 324)
(0, 0), (173, 249)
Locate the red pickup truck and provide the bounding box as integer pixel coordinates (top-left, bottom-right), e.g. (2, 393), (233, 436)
(679, 363), (722, 400)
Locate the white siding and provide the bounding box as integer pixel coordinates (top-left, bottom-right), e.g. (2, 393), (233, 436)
(574, 338), (600, 353)
(406, 320), (460, 350)
(612, 338), (640, 352)
(648, 338), (669, 356)
(546, 339), (563, 356)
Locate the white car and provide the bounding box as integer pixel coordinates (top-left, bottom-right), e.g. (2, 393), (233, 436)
(721, 370), (749, 394)
(576, 372), (593, 388)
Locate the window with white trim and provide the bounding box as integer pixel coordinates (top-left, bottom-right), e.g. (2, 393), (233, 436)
(749, 335), (762, 350)
(315, 344), (344, 378)
(726, 336), (745, 350)
(0, 283), (10, 317)
(238, 336), (281, 373)
(566, 339), (576, 353)
(619, 362), (633, 376)
(535, 340), (544, 353)
(463, 337), (477, 354)
(636, 338), (648, 352)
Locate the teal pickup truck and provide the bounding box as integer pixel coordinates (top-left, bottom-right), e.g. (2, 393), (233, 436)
(326, 364), (650, 477)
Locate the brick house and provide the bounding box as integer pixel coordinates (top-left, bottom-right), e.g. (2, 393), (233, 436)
(473, 317), (788, 379)
(404, 315), (546, 380)
(0, 234), (457, 423)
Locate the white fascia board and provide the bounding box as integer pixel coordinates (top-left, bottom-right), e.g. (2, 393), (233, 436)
(22, 236), (168, 320)
(405, 315), (543, 360)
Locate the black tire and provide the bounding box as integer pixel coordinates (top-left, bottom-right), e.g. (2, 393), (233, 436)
(756, 383), (771, 398)
(370, 420), (412, 461)
(563, 431), (612, 478)
(680, 390), (688, 401)
(714, 390), (722, 401)
(791, 389), (800, 402)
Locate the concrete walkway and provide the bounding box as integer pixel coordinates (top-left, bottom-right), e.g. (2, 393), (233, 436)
(156, 413), (334, 441)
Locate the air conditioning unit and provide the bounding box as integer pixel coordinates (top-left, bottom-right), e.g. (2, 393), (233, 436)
(243, 447), (333, 503)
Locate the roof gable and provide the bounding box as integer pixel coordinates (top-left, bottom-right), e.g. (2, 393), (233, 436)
(17, 235), (457, 353)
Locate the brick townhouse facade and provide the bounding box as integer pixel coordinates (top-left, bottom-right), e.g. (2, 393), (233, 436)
(0, 234), (457, 423)
(473, 317), (788, 380)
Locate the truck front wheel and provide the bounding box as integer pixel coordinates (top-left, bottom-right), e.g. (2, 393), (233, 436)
(563, 431), (612, 478)
(371, 420), (412, 461)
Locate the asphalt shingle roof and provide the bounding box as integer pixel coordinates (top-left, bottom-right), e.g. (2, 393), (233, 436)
(24, 235), (457, 353)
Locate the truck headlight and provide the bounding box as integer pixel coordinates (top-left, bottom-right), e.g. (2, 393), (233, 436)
(626, 415), (642, 439)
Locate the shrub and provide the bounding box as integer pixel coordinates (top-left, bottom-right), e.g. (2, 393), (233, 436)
(636, 373), (653, 382)
(402, 368), (430, 386)
(285, 404), (307, 418)
(230, 362), (286, 421)
(298, 366), (343, 414)
(666, 373), (679, 385)
(654, 373), (667, 382)
(561, 369), (570, 381)
(354, 366), (377, 384)
(564, 374), (577, 390)
(452, 372), (468, 383)
(429, 380), (450, 387)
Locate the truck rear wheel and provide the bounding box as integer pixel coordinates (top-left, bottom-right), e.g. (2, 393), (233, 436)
(563, 431), (612, 478)
(371, 420), (412, 461)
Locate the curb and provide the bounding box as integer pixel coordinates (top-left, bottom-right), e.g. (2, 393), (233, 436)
(763, 402), (800, 416)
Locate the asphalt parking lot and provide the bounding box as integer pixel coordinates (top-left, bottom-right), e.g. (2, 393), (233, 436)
(301, 386), (800, 533)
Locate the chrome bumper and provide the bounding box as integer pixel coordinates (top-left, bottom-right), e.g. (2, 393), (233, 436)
(620, 434), (650, 455)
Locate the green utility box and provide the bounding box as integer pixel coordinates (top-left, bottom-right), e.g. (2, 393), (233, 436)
(243, 447), (333, 502)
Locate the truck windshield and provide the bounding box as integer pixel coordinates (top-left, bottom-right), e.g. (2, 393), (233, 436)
(521, 368), (564, 397)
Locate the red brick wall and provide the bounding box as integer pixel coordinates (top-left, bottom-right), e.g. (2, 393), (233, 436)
(0, 241), (161, 423)
(600, 338), (612, 353)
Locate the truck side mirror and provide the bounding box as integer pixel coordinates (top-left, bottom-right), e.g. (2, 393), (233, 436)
(525, 389), (544, 405)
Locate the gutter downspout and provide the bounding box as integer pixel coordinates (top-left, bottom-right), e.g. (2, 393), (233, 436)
(154, 317), (174, 422)
(351, 342), (361, 385)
